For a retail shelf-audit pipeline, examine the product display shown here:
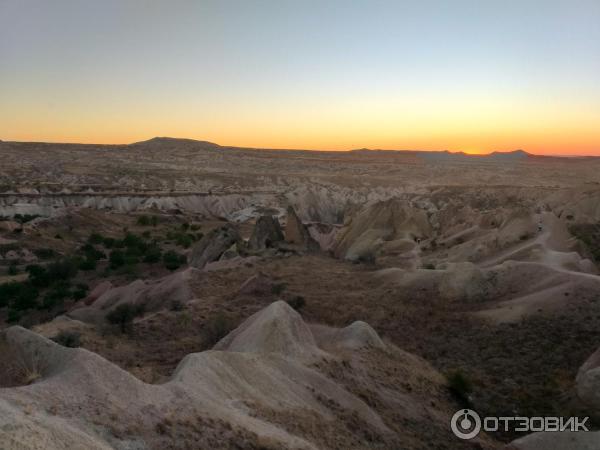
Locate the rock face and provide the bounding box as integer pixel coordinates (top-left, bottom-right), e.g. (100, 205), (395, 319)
(69, 269), (196, 323)
(0, 300), (460, 450)
(310, 321), (386, 351)
(83, 280), (113, 305)
(284, 206), (319, 251)
(307, 223), (339, 251)
(507, 431), (600, 450)
(576, 346), (600, 410)
(248, 215), (284, 251)
(333, 199), (431, 263)
(214, 301), (324, 359)
(188, 223), (242, 268)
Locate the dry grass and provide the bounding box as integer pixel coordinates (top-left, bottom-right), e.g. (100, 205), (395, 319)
(0, 335), (47, 387)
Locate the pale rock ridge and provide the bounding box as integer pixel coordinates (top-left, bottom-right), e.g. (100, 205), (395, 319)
(69, 269), (196, 323)
(0, 301), (407, 449)
(189, 224), (242, 268)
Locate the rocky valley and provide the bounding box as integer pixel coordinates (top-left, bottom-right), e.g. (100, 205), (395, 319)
(1, 138), (600, 449)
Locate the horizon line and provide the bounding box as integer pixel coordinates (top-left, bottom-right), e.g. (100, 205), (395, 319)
(1, 136), (598, 158)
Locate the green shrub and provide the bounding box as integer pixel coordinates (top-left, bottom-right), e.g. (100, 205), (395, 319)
(1, 282), (21, 306)
(109, 250), (125, 269)
(271, 283), (287, 295)
(170, 300), (185, 311)
(357, 251), (376, 264)
(446, 369), (473, 405)
(88, 232), (104, 244)
(176, 234), (193, 248)
(41, 281), (71, 309)
(166, 230), (196, 248)
(0, 281), (38, 309)
(71, 283), (89, 300)
(118, 263), (139, 278)
(7, 263), (18, 276)
(202, 313), (232, 347)
(123, 254), (141, 266)
(163, 250), (186, 271)
(106, 303), (145, 333)
(143, 246), (162, 263)
(12, 283), (39, 310)
(80, 243), (105, 261)
(123, 233), (146, 250)
(26, 264), (51, 287)
(13, 214), (40, 224)
(7, 309), (21, 323)
(286, 295), (306, 310)
(102, 237), (116, 248)
(79, 258), (97, 271)
(52, 331), (81, 348)
(33, 248), (56, 259)
(136, 215), (151, 226)
(46, 258), (79, 281)
(569, 224), (600, 262)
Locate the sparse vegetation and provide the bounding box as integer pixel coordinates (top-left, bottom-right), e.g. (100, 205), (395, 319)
(271, 282), (287, 295)
(143, 245), (162, 263)
(570, 223), (600, 262)
(166, 229), (198, 248)
(41, 280), (72, 309)
(71, 283), (89, 300)
(1, 281), (37, 309)
(33, 248), (56, 259)
(7, 263), (18, 275)
(12, 213), (40, 224)
(88, 232), (104, 245)
(52, 331), (82, 348)
(170, 300), (185, 311)
(445, 369), (473, 405)
(286, 295), (305, 310)
(162, 250), (186, 271)
(0, 342), (47, 387)
(109, 249), (125, 269)
(202, 313), (233, 347)
(136, 215), (158, 226)
(106, 303), (145, 333)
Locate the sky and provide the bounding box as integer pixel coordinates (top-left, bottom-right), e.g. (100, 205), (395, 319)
(1, 0), (599, 155)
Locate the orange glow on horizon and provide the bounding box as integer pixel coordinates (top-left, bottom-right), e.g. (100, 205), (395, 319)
(2, 131), (599, 156)
(2, 92), (599, 156)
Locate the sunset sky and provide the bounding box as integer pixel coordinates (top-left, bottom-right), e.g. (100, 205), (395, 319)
(1, 0), (599, 155)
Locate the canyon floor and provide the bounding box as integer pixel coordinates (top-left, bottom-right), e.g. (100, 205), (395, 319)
(2, 138), (600, 449)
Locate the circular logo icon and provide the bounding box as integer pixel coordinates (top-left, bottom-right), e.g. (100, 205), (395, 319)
(451, 409), (481, 440)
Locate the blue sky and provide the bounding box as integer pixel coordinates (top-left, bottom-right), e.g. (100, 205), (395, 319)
(1, 0), (599, 154)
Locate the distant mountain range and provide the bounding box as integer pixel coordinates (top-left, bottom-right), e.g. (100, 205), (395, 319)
(1, 137), (595, 160)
